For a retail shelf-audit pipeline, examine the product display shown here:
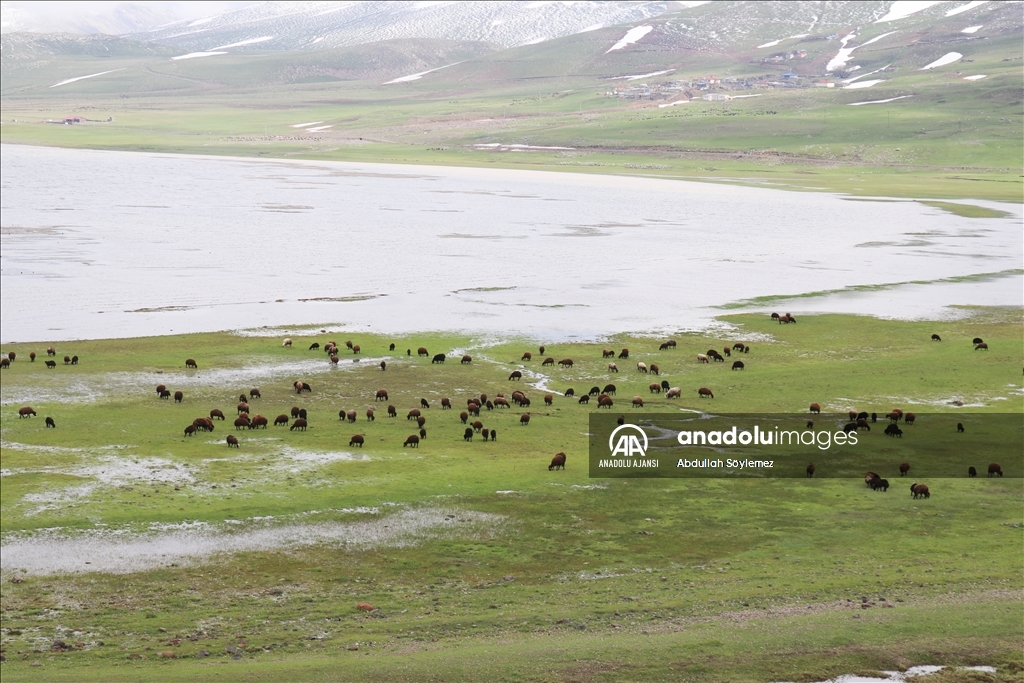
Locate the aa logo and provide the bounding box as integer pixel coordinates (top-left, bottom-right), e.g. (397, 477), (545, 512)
(608, 424), (648, 457)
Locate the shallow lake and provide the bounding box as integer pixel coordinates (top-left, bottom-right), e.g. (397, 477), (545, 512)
(1, 144), (1020, 342)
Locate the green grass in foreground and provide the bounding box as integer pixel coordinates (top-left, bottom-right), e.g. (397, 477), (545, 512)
(0, 312), (1022, 681)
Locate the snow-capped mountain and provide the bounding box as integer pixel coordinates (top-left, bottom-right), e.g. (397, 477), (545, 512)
(129, 1), (692, 52)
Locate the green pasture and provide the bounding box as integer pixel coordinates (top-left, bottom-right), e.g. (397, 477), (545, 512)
(1, 312), (1021, 681)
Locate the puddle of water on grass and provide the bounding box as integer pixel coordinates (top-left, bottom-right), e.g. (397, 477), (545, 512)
(0, 507), (503, 576)
(774, 665), (997, 683)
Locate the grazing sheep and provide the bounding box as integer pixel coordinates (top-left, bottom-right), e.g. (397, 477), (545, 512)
(237, 402), (250, 415)
(931, 334), (941, 341)
(665, 387), (681, 399)
(404, 435), (420, 448)
(597, 396), (614, 408)
(602, 384), (617, 395)
(309, 342), (320, 350)
(603, 349), (615, 358)
(520, 414), (531, 426)
(174, 391), (184, 403)
(565, 388), (575, 397)
(347, 410), (358, 423)
(459, 411), (469, 424)
(376, 389), (389, 402)
(771, 312), (780, 320)
(509, 371), (523, 381)
(349, 435), (364, 447)
(441, 398), (452, 409)
(558, 359), (574, 368)
(290, 418), (308, 431)
(810, 403), (821, 414)
(988, 463), (1003, 477)
(723, 347), (731, 357)
(417, 347), (429, 357)
(659, 342), (670, 350)
(649, 364), (659, 375)
(407, 409), (421, 420)
(957, 422), (964, 433)
(732, 361), (745, 370)
(636, 362), (647, 373)
(64, 355), (71, 365)
(972, 337), (983, 345)
(631, 396), (644, 408)
(871, 478), (889, 492)
(666, 340), (677, 348)
(865, 472), (880, 487)
(578, 395), (590, 404)
(900, 462), (910, 477)
(549, 452), (566, 471)
(388, 405), (397, 418)
(421, 398), (431, 409)
(18, 406), (36, 418)
(807, 421), (814, 429)
(274, 414), (289, 426)
(856, 419), (871, 431)
(698, 387), (714, 399)
(45, 417), (56, 428)
(248, 415), (268, 429)
(184, 424), (196, 437)
(380, 360), (386, 372)
(417, 416), (427, 428)
(521, 352), (532, 361)
(806, 463), (815, 478)
(461, 355), (472, 364)
(250, 388), (261, 400)
(608, 363), (618, 373)
(649, 383), (662, 394)
(539, 346), (546, 354)
(904, 412), (916, 425)
(910, 483), (930, 499)
(974, 342), (988, 350)
(185, 358), (198, 369)
(589, 386), (601, 396)
(543, 357), (555, 366)
(968, 466), (977, 477)
(432, 354), (446, 364)
(45, 360), (56, 369)
(299, 409), (307, 420)
(352, 345), (360, 354)
(544, 394), (553, 406)
(71, 355), (79, 365)
(227, 435), (240, 447)
(618, 349), (629, 359)
(489, 429), (497, 441)
(282, 338), (292, 347)
(156, 384), (166, 395)
(159, 389), (171, 398)
(235, 416), (251, 430)
(884, 424), (903, 438)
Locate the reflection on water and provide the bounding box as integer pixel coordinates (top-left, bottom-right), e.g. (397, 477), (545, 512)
(1, 145), (1020, 342)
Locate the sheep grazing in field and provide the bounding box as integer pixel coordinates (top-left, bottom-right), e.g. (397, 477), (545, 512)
(349, 435), (364, 447)
(865, 472), (880, 487)
(974, 342), (988, 350)
(543, 357), (554, 366)
(417, 347), (429, 357)
(698, 387), (714, 399)
(649, 364), (659, 375)
(665, 387), (681, 399)
(404, 434), (420, 448)
(636, 362), (647, 373)
(380, 361), (386, 371)
(884, 424), (903, 438)
(274, 414), (289, 426)
(184, 424), (196, 437)
(18, 406), (37, 418)
(870, 478), (889, 492)
(174, 391), (184, 403)
(649, 383), (662, 394)
(564, 388), (575, 398)
(632, 396), (644, 408)
(388, 405), (397, 418)
(899, 462), (910, 477)
(558, 359), (573, 368)
(806, 463), (815, 478)
(185, 358), (198, 369)
(578, 395), (590, 404)
(309, 342), (320, 350)
(608, 362), (618, 373)
(376, 389), (389, 401)
(968, 466), (977, 477)
(549, 452), (566, 471)
(461, 355), (472, 364)
(521, 352), (532, 361)
(957, 422), (965, 433)
(290, 418), (308, 431)
(407, 409), (421, 420)
(45, 416), (56, 428)
(931, 334), (941, 341)
(809, 403), (821, 414)
(234, 416), (250, 430)
(432, 354), (446, 364)
(282, 338), (292, 347)
(618, 349), (629, 359)
(972, 337), (983, 345)
(732, 361), (745, 370)
(910, 483), (930, 499)
(988, 463), (1003, 477)
(520, 413), (531, 426)
(227, 435), (239, 448)
(602, 349), (615, 358)
(509, 370), (523, 381)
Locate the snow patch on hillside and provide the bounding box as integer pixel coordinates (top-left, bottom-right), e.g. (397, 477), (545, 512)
(171, 51), (227, 60)
(606, 25), (652, 53)
(50, 69), (125, 88)
(961, 25), (982, 33)
(876, 1), (946, 23)
(946, 1), (989, 17)
(920, 52), (962, 69)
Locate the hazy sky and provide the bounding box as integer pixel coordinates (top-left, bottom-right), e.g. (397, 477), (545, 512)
(1, 1), (258, 33)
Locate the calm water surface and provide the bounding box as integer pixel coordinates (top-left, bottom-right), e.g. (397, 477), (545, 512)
(1, 145), (1020, 342)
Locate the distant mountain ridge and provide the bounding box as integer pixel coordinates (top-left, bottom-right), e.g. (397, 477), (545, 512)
(127, 1), (688, 52)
